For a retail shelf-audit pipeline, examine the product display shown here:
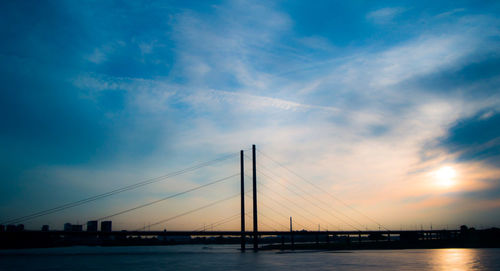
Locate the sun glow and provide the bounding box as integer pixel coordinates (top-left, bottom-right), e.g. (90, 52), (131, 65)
(434, 166), (457, 187)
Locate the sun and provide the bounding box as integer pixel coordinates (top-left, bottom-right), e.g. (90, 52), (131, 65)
(434, 166), (457, 187)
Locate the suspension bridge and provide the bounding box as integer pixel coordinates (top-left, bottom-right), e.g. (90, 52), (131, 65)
(0, 145), (463, 251)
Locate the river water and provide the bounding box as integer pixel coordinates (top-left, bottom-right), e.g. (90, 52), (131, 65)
(0, 245), (499, 270)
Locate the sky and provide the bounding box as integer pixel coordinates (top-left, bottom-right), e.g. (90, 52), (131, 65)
(1, 0), (500, 231)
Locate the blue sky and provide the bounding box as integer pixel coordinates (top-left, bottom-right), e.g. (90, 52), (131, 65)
(1, 0), (500, 230)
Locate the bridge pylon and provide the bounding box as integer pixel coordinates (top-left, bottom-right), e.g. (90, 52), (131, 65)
(240, 150), (245, 251)
(252, 144), (258, 251)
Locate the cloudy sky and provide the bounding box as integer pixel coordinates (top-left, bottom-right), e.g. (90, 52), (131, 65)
(1, 0), (500, 231)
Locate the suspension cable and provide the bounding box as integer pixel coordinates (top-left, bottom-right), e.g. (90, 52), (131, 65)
(258, 169), (360, 231)
(253, 173), (341, 231)
(247, 213), (279, 232)
(259, 180), (341, 231)
(247, 193), (308, 230)
(95, 173), (239, 222)
(193, 212), (242, 231)
(137, 192), (241, 231)
(256, 161), (366, 229)
(257, 149), (389, 231)
(2, 152), (237, 225)
(256, 188), (318, 230)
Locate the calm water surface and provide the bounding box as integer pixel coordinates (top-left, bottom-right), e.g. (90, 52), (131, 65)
(0, 245), (499, 270)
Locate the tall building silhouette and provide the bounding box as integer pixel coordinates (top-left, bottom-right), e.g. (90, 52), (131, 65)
(87, 221), (98, 232)
(101, 221), (112, 232)
(64, 223), (72, 231)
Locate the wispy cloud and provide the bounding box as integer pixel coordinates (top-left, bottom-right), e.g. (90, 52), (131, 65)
(367, 7), (407, 24)
(185, 89), (340, 113)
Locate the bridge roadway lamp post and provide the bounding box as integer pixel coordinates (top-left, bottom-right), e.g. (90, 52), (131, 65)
(252, 144), (258, 251)
(240, 150), (245, 251)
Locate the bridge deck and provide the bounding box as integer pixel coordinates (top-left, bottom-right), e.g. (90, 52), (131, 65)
(2, 229), (460, 236)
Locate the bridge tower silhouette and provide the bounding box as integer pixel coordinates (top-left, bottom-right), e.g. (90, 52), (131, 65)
(239, 144), (259, 251)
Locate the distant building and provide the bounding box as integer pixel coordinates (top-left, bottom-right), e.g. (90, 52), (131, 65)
(6, 225), (16, 232)
(71, 225), (83, 232)
(64, 223), (72, 231)
(0, 225), (4, 232)
(87, 220), (98, 232)
(41, 225), (49, 231)
(101, 221), (112, 232)
(5, 224), (24, 232)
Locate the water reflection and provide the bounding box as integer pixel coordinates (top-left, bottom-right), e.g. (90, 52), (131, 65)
(1, 246), (498, 271)
(431, 249), (481, 270)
